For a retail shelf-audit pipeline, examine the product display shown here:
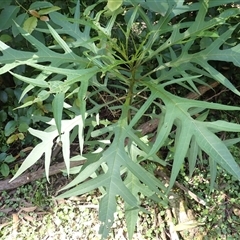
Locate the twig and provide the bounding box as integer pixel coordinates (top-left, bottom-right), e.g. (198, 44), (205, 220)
(0, 161), (85, 192)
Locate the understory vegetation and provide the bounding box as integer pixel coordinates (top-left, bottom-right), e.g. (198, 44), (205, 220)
(0, 0), (240, 239)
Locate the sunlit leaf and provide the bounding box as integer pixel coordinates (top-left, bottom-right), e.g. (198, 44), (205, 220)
(107, 0), (123, 12)
(4, 120), (17, 137)
(23, 16), (38, 34)
(6, 135), (18, 144)
(0, 90), (8, 103)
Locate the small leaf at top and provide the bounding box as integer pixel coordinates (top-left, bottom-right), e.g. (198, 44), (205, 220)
(141, 0), (168, 16)
(107, 0), (123, 12)
(38, 6), (61, 15)
(29, 1), (53, 10)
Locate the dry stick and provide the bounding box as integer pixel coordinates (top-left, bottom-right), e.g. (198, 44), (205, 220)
(185, 81), (219, 100)
(0, 161), (85, 192)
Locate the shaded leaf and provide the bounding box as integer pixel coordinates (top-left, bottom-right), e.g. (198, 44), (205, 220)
(141, 0), (169, 16)
(0, 163), (10, 177)
(0, 34), (12, 43)
(0, 110), (7, 122)
(4, 155), (16, 163)
(40, 16), (50, 22)
(0, 90), (8, 103)
(12, 13), (26, 37)
(18, 123), (29, 132)
(4, 120), (17, 136)
(0, 6), (20, 30)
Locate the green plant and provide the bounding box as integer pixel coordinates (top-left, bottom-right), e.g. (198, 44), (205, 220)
(0, 153), (15, 177)
(184, 164), (240, 239)
(1, 0), (240, 239)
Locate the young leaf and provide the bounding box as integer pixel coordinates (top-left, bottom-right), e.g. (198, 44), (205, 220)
(23, 16), (38, 34)
(6, 134), (18, 144)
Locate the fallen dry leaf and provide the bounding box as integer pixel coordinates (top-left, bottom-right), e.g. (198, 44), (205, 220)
(12, 213), (19, 230)
(20, 206), (37, 213)
(21, 213), (35, 223)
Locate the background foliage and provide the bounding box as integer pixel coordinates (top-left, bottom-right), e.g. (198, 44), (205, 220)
(1, 0), (240, 239)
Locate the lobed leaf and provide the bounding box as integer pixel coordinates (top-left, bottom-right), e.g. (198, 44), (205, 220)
(143, 81), (240, 191)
